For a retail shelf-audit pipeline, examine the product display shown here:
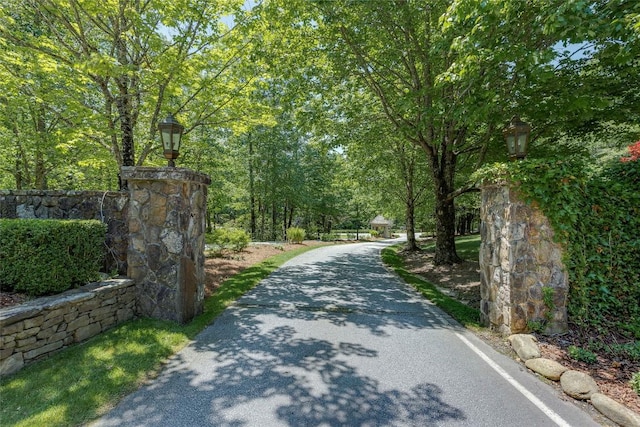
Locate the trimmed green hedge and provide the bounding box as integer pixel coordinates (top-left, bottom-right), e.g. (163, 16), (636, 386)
(0, 219), (106, 296)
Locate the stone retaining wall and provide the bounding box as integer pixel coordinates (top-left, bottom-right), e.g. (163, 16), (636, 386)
(0, 190), (129, 275)
(0, 279), (135, 376)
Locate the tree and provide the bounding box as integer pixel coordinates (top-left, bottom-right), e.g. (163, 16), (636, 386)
(0, 0), (261, 188)
(240, 112), (344, 241)
(305, 2), (471, 262)
(336, 96), (431, 250)
(518, 4), (638, 142)
(305, 0), (614, 264)
(0, 5), (102, 189)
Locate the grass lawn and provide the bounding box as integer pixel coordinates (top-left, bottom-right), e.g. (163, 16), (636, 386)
(0, 245), (321, 427)
(382, 234), (482, 328)
(421, 234), (481, 261)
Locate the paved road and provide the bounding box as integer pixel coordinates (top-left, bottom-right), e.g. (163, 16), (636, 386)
(94, 241), (601, 427)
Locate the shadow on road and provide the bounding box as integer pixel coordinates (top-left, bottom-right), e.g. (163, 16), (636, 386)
(97, 242), (467, 426)
(236, 242), (464, 335)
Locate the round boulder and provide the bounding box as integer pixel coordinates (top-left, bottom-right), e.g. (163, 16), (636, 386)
(525, 358), (568, 381)
(590, 393), (640, 427)
(507, 334), (540, 361)
(560, 370), (599, 400)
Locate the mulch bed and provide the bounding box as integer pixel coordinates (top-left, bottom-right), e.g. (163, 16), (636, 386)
(537, 330), (640, 414)
(0, 292), (30, 309)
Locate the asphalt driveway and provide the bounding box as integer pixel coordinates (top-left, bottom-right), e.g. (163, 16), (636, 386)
(93, 240), (600, 426)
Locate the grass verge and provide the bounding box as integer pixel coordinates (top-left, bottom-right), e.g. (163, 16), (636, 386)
(381, 244), (481, 329)
(0, 244), (321, 427)
(421, 234), (481, 261)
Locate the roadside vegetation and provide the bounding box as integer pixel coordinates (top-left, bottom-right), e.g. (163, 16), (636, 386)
(0, 245), (321, 427)
(474, 143), (640, 341)
(382, 236), (482, 329)
(393, 233), (640, 407)
(421, 234), (480, 261)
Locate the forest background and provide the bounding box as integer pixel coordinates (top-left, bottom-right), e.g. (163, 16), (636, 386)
(0, 0), (638, 263)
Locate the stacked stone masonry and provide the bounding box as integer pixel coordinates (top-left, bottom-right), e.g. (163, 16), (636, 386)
(0, 190), (129, 275)
(122, 167), (210, 324)
(0, 279), (135, 376)
(0, 167), (211, 376)
(479, 185), (568, 335)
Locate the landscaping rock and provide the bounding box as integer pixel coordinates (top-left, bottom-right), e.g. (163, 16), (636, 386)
(507, 334), (540, 360)
(525, 358), (567, 381)
(0, 353), (24, 376)
(590, 393), (640, 427)
(560, 370), (599, 400)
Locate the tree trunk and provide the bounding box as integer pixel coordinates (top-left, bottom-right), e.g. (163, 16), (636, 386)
(283, 203), (288, 239)
(259, 200), (265, 241)
(405, 198), (419, 251)
(431, 148), (461, 265)
(15, 156), (23, 190)
(433, 193), (460, 265)
(403, 163), (419, 251)
(35, 151), (47, 190)
(355, 204), (360, 241)
(117, 88), (135, 167)
(288, 206), (294, 229)
(115, 22), (135, 169)
(271, 200), (277, 241)
(206, 207), (213, 233)
(248, 135), (256, 239)
(35, 107), (48, 190)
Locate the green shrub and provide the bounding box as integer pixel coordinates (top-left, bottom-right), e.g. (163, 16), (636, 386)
(527, 320), (546, 334)
(207, 228), (250, 252)
(631, 371), (640, 396)
(568, 345), (598, 364)
(0, 219), (106, 296)
(286, 227), (305, 244)
(369, 229), (379, 238)
(586, 340), (640, 362)
(320, 233), (338, 241)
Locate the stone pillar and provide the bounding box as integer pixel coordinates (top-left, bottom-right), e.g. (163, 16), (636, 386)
(121, 167), (211, 323)
(479, 184), (568, 335)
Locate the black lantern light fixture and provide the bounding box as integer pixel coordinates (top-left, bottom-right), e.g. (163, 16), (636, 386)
(503, 115), (531, 160)
(158, 113), (184, 167)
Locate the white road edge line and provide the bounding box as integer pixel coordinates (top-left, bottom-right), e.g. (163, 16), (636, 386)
(455, 332), (573, 427)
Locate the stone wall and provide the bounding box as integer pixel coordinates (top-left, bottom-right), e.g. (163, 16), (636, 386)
(479, 184), (568, 335)
(0, 190), (129, 274)
(122, 167), (210, 324)
(0, 279), (135, 376)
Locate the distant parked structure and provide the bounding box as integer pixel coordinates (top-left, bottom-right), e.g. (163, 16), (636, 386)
(370, 215), (393, 238)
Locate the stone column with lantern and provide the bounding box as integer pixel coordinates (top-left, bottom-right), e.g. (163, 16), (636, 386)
(121, 114), (211, 323)
(479, 116), (568, 335)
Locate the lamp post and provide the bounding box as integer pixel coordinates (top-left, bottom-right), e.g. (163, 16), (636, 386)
(503, 115), (531, 160)
(158, 113), (184, 167)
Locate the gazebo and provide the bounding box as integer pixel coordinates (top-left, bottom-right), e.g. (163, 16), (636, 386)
(370, 215), (393, 238)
